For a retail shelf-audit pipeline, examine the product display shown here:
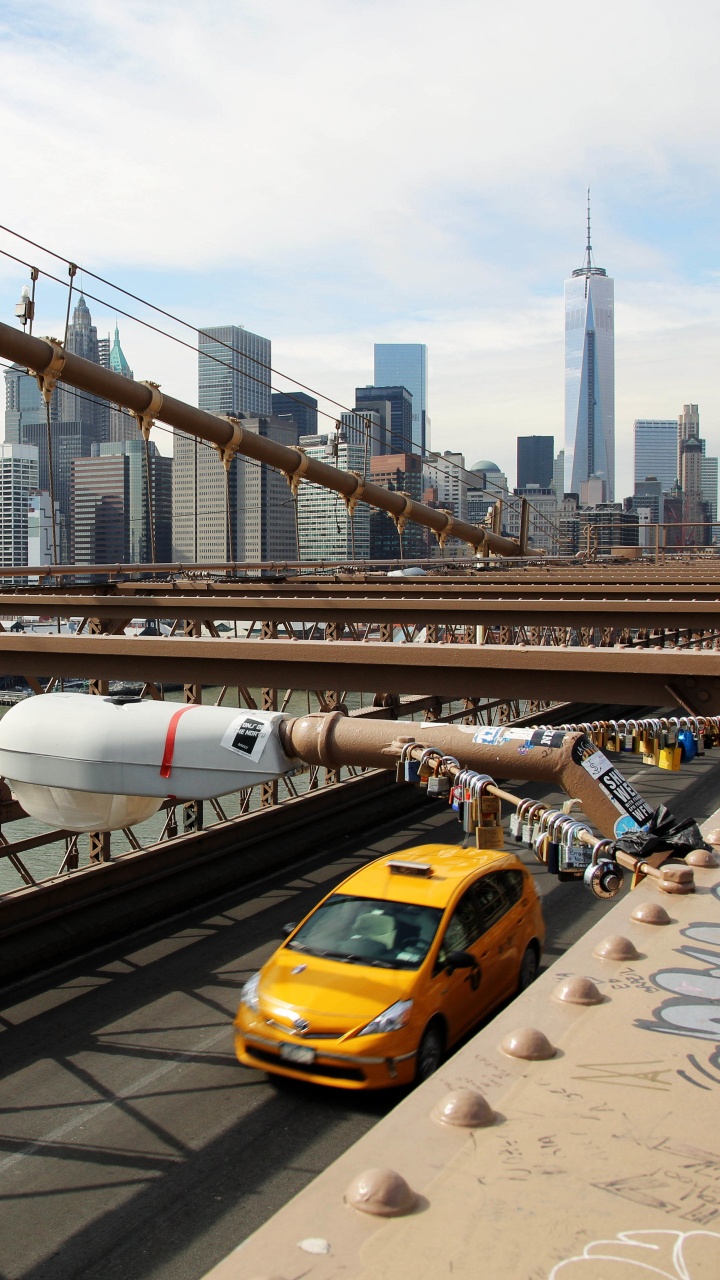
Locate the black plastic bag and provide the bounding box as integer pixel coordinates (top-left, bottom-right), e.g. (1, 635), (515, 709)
(615, 804), (711, 860)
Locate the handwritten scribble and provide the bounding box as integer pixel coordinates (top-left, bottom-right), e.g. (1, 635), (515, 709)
(548, 1228), (720, 1278)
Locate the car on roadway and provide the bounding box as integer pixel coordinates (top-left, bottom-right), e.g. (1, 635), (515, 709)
(234, 843), (545, 1090)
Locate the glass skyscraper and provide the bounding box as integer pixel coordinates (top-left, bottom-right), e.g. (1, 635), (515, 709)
(564, 206), (615, 500)
(373, 344), (428, 455)
(633, 420), (678, 492)
(198, 325), (271, 418)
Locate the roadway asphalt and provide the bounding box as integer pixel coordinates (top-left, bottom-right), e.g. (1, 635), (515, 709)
(1, 753), (719, 1280)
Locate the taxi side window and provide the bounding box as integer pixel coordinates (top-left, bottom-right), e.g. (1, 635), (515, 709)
(472, 870), (524, 932)
(472, 874), (507, 932)
(435, 891), (481, 970)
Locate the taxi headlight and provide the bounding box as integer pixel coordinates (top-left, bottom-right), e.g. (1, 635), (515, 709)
(240, 971), (261, 1012)
(357, 998), (413, 1037)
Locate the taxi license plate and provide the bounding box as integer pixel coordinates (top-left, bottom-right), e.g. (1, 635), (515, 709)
(280, 1043), (316, 1065)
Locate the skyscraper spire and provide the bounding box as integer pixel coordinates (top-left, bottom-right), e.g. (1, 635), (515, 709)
(585, 187), (592, 270)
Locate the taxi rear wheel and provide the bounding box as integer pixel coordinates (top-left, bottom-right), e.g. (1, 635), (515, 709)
(415, 1020), (445, 1083)
(517, 942), (539, 992)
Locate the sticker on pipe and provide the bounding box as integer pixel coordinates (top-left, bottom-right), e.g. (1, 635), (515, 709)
(577, 745), (653, 826)
(221, 714), (274, 762)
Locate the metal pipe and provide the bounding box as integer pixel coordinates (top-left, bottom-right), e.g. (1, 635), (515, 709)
(0, 321), (521, 557)
(280, 713), (644, 838)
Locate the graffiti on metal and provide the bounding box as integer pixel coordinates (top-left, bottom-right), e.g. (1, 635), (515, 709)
(548, 1228), (720, 1279)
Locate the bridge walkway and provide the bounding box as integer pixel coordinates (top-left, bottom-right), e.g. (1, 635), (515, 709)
(0, 756), (719, 1280)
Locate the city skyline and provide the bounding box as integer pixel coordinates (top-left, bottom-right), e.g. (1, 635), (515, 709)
(1, 4), (719, 503)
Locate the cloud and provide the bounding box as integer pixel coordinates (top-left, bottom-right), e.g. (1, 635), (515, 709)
(0, 0), (719, 499)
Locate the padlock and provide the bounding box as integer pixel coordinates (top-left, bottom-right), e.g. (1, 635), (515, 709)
(584, 850), (624, 899)
(560, 821), (592, 874)
(689, 717), (705, 757)
(426, 773), (450, 797)
(510, 799), (531, 842)
(544, 813), (566, 876)
(667, 717), (679, 747)
(677, 719), (697, 762)
(605, 720), (620, 752)
(418, 747), (443, 788)
(641, 718), (661, 766)
(522, 802), (542, 846)
(474, 776), (504, 849)
(657, 742), (681, 771)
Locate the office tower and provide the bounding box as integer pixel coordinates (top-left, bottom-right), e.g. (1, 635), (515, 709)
(552, 449), (565, 497)
(172, 415), (297, 563)
(469, 459), (509, 496)
(679, 436), (709, 545)
(340, 409), (383, 460)
(701, 455), (718, 524)
(564, 198), (615, 500)
(506, 486), (559, 554)
(678, 404), (700, 476)
(72, 452), (129, 564)
(72, 440), (172, 565)
(297, 432), (370, 561)
(517, 436), (554, 490)
(633, 420), (678, 492)
(59, 295), (109, 438)
(0, 444), (39, 573)
(27, 492), (57, 571)
(104, 324), (137, 443)
(373, 344), (428, 455)
(369, 453), (424, 559)
(633, 477), (663, 547)
(424, 452), (468, 521)
(352, 395), (391, 456)
(234, 418), (299, 562)
(271, 392), (318, 437)
(355, 386), (413, 455)
(198, 325), (271, 418)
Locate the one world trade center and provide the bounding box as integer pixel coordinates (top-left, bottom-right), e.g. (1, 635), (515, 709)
(564, 198), (615, 501)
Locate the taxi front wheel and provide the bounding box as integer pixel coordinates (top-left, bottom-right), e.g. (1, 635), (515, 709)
(415, 1021), (445, 1083)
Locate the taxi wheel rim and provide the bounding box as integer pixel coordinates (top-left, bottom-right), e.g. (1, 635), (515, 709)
(518, 945), (538, 990)
(416, 1024), (443, 1081)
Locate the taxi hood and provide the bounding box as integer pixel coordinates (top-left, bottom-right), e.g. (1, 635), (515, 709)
(259, 945), (415, 1032)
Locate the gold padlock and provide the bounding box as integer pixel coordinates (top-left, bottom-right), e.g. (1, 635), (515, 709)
(475, 790), (504, 850)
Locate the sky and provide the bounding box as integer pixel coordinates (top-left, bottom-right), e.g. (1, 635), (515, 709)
(1, 0), (720, 497)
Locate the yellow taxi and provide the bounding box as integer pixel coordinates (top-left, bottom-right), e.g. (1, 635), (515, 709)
(234, 844), (545, 1090)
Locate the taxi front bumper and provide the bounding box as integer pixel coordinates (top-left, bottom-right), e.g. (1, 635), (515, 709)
(234, 1026), (417, 1090)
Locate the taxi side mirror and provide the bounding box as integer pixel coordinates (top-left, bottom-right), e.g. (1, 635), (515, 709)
(281, 922), (297, 938)
(446, 949), (478, 973)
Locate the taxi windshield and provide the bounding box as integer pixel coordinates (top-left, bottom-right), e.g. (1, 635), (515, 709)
(287, 894), (444, 969)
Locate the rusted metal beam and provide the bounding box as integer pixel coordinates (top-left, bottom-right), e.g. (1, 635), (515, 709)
(0, 634), (719, 711)
(2, 591), (720, 630)
(0, 321), (520, 556)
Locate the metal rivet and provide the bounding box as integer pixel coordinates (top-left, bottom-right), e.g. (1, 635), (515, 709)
(433, 1089), (496, 1127)
(553, 976), (603, 1005)
(500, 1027), (556, 1059)
(594, 935), (641, 961)
(344, 1168), (417, 1216)
(631, 901), (671, 925)
(686, 848), (720, 867)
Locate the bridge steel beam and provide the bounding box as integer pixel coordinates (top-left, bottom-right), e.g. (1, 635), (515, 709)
(0, 320), (521, 557)
(2, 591), (720, 631)
(0, 634), (719, 712)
